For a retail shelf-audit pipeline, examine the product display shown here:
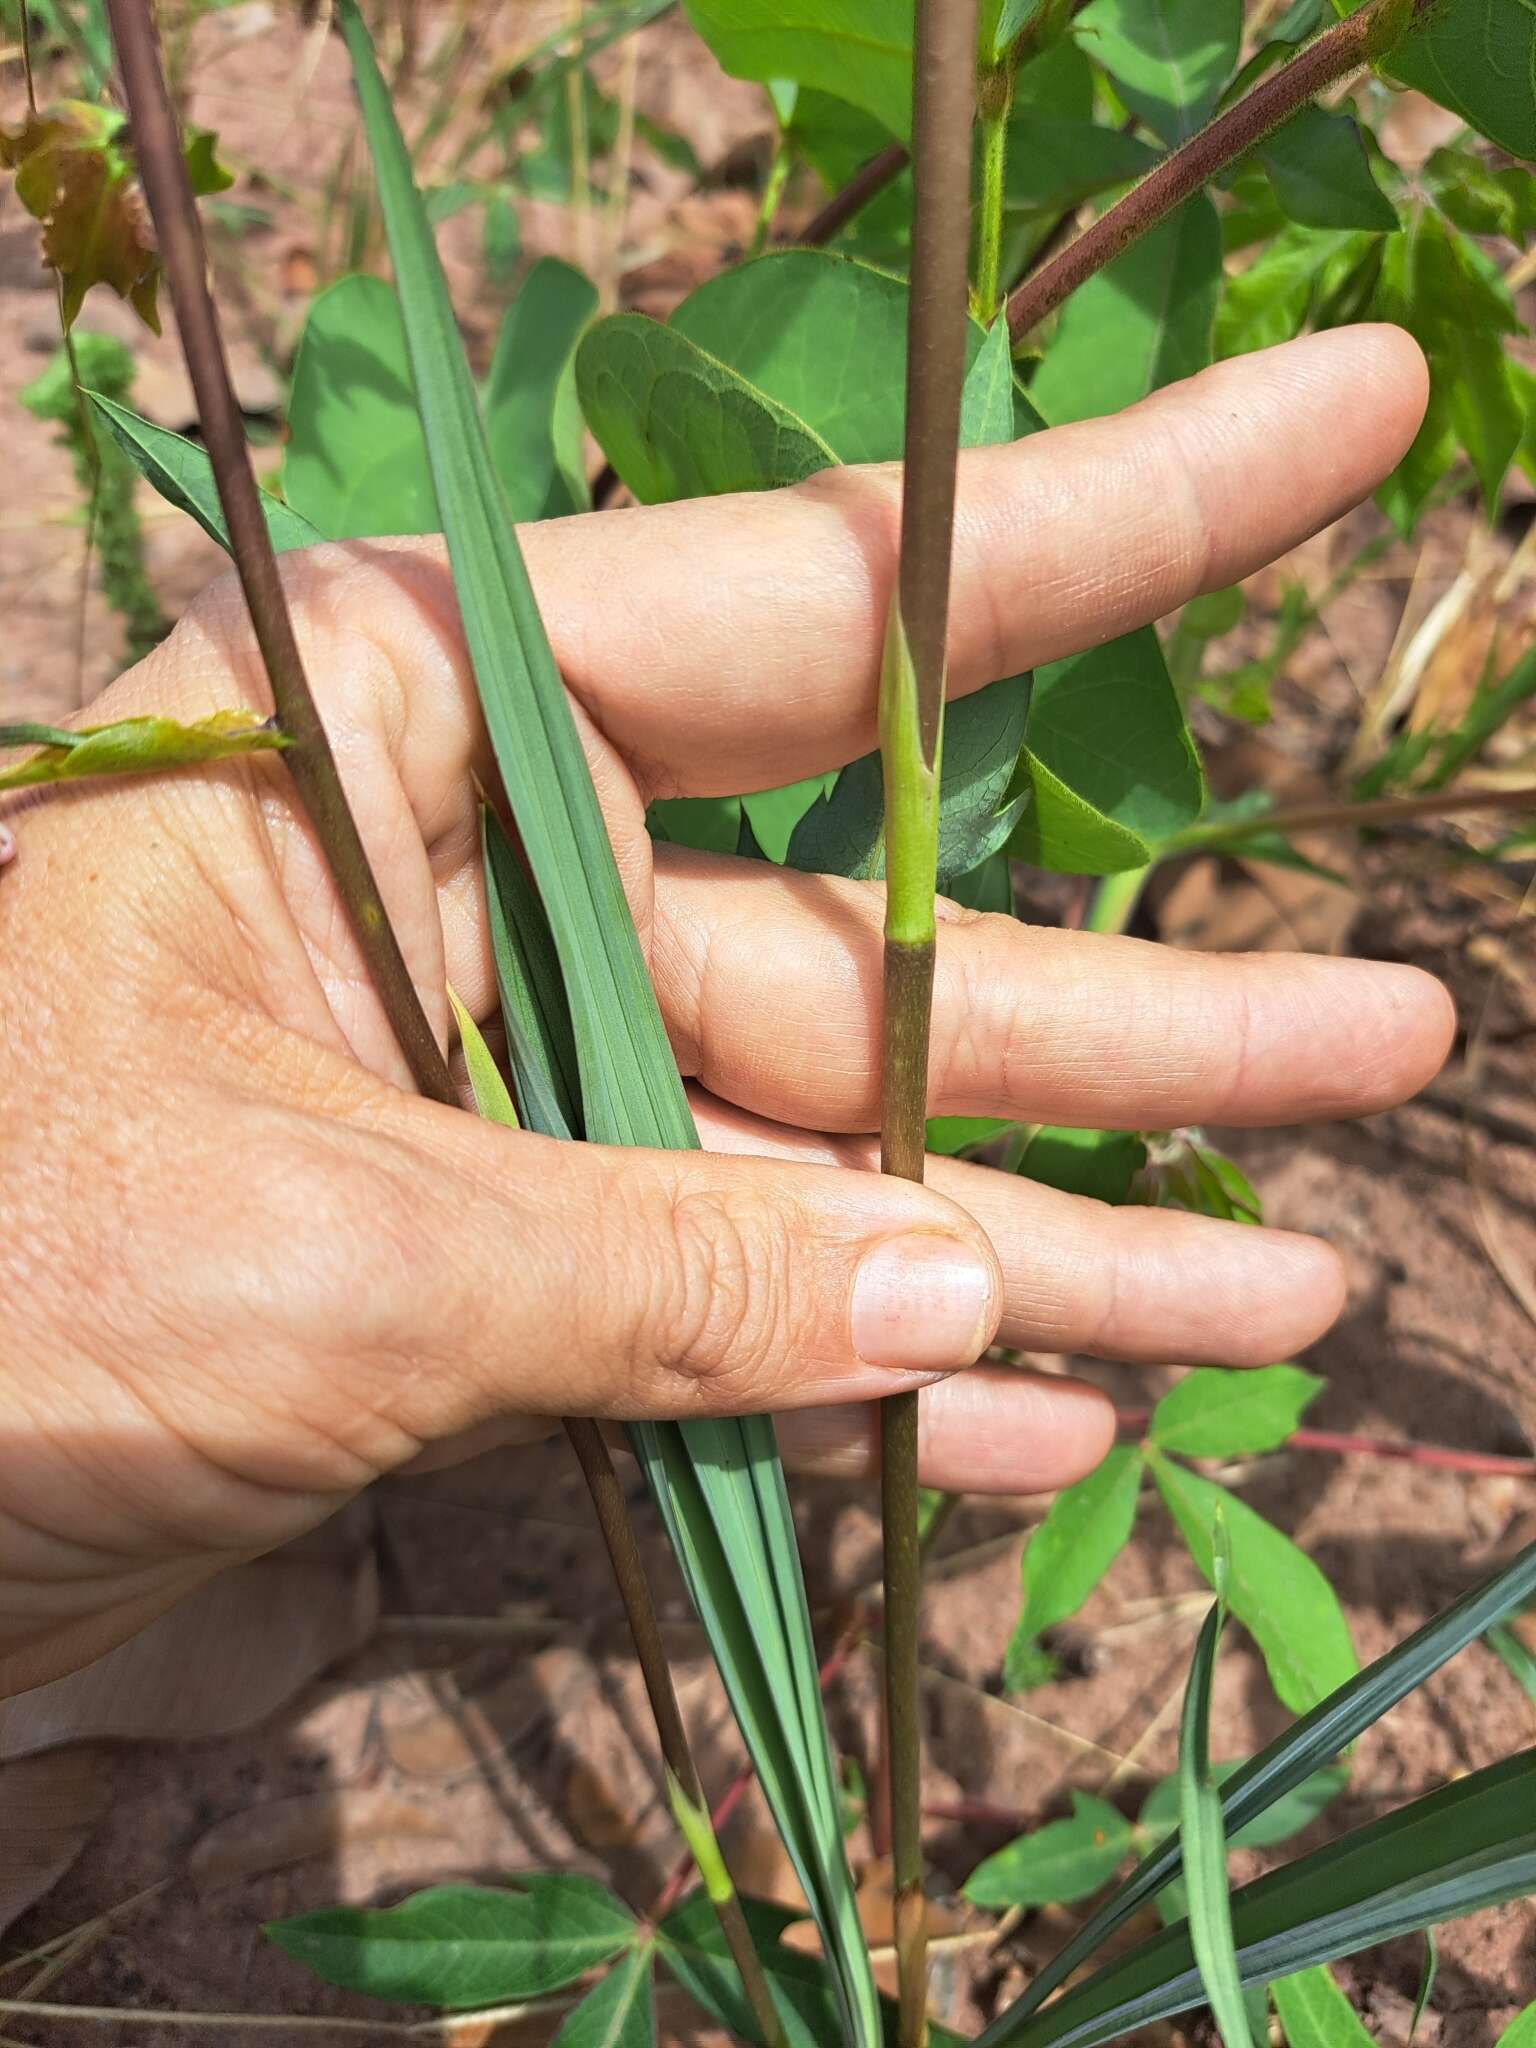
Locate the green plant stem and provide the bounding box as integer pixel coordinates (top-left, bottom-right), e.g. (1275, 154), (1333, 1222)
(1005, 0), (1408, 344)
(1084, 865), (1150, 936)
(881, 3), (979, 2042)
(562, 1418), (788, 2048)
(751, 135), (794, 257)
(104, 0), (455, 1108)
(975, 68), (1013, 321)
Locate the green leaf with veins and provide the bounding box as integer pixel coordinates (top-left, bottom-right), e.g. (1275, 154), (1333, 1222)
(1031, 197), (1222, 425)
(88, 394), (323, 555)
(266, 1878), (636, 2008)
(682, 0), (915, 140)
(576, 314), (837, 504)
(1075, 0), (1241, 142)
(1004, 1447), (1142, 1690)
(284, 275), (439, 539)
(965, 1794), (1138, 1910)
(552, 1946), (656, 2047)
(1273, 1966), (1376, 2048)
(1258, 106), (1397, 232)
(1149, 1457), (1356, 1715)
(1378, 0), (1536, 161)
(1149, 1365), (1324, 1460)
(1007, 627), (1205, 874)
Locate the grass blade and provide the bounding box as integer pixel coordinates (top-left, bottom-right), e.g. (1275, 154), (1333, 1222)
(1178, 1584), (1254, 2048)
(979, 1747), (1536, 2048)
(987, 1538), (1536, 2034)
(336, 10), (877, 2039)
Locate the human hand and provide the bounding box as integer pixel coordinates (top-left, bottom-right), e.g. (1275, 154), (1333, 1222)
(0, 327), (1452, 1694)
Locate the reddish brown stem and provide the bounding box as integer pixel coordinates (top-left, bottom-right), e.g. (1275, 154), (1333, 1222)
(1116, 1411), (1535, 1479)
(1005, 0), (1394, 344)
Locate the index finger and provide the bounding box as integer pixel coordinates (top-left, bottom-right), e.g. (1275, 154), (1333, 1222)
(514, 324), (1426, 797)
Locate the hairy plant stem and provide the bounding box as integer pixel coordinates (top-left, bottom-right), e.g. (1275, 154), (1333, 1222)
(562, 1418), (787, 2048)
(108, 10), (778, 2014)
(751, 135), (794, 257)
(1084, 864), (1150, 937)
(881, 3), (979, 2041)
(1005, 0), (1410, 344)
(975, 68), (1013, 321)
(106, 0), (454, 1108)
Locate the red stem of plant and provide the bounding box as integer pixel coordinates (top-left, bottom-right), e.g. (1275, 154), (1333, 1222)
(1115, 1410), (1535, 1479)
(1005, 0), (1394, 344)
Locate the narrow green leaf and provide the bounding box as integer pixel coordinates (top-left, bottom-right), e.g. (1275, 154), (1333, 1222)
(1030, 197), (1222, 425)
(88, 393), (324, 555)
(999, 1540), (1536, 2030)
(485, 257), (599, 521)
(266, 1877), (635, 2009)
(1006, 627), (1205, 874)
(1148, 1366), (1324, 1461)
(1075, 0), (1241, 142)
(965, 1793), (1137, 1910)
(482, 810), (583, 1139)
(1486, 1616), (1536, 1703)
(1179, 1600), (1256, 2048)
(1273, 1965), (1375, 2048)
(1150, 1456), (1356, 1715)
(682, 0), (917, 140)
(552, 1946), (655, 2048)
(0, 710), (287, 790)
(337, 13), (879, 2040)
(1004, 1446), (1142, 1689)
(977, 1747), (1536, 2048)
(448, 983), (519, 1130)
(1409, 1930), (1438, 2045)
(283, 274), (439, 539)
(1258, 106), (1397, 232)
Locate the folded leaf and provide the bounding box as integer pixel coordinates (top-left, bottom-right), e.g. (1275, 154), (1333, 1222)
(88, 393), (324, 555)
(0, 711), (287, 791)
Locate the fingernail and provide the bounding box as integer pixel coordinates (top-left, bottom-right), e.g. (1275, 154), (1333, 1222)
(851, 1234), (993, 1372)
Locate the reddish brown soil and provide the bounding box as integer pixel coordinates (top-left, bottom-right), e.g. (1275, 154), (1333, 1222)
(1, 7), (1534, 2046)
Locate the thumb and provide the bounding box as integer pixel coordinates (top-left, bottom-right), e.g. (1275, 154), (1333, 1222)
(363, 1099), (1004, 1436)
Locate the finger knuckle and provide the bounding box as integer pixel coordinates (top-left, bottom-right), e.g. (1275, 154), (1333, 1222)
(646, 1183), (793, 1404)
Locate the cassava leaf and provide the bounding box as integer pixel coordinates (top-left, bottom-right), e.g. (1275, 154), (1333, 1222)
(977, 1747), (1536, 2048)
(337, 12), (879, 2041)
(1148, 1366), (1324, 1460)
(1030, 197), (1222, 425)
(1004, 1447), (1142, 1689)
(88, 393), (325, 555)
(576, 313), (837, 503)
(283, 274), (439, 539)
(965, 1793), (1137, 1910)
(1372, 0), (1536, 161)
(682, 0), (916, 140)
(1149, 1456), (1356, 1716)
(552, 1945), (655, 2047)
(1273, 1966), (1378, 2048)
(1017, 1126), (1148, 1205)
(1075, 0), (1241, 142)
(1006, 627), (1205, 873)
(485, 257), (599, 520)
(0, 711), (287, 790)
(266, 1876), (635, 2008)
(1258, 106), (1397, 232)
